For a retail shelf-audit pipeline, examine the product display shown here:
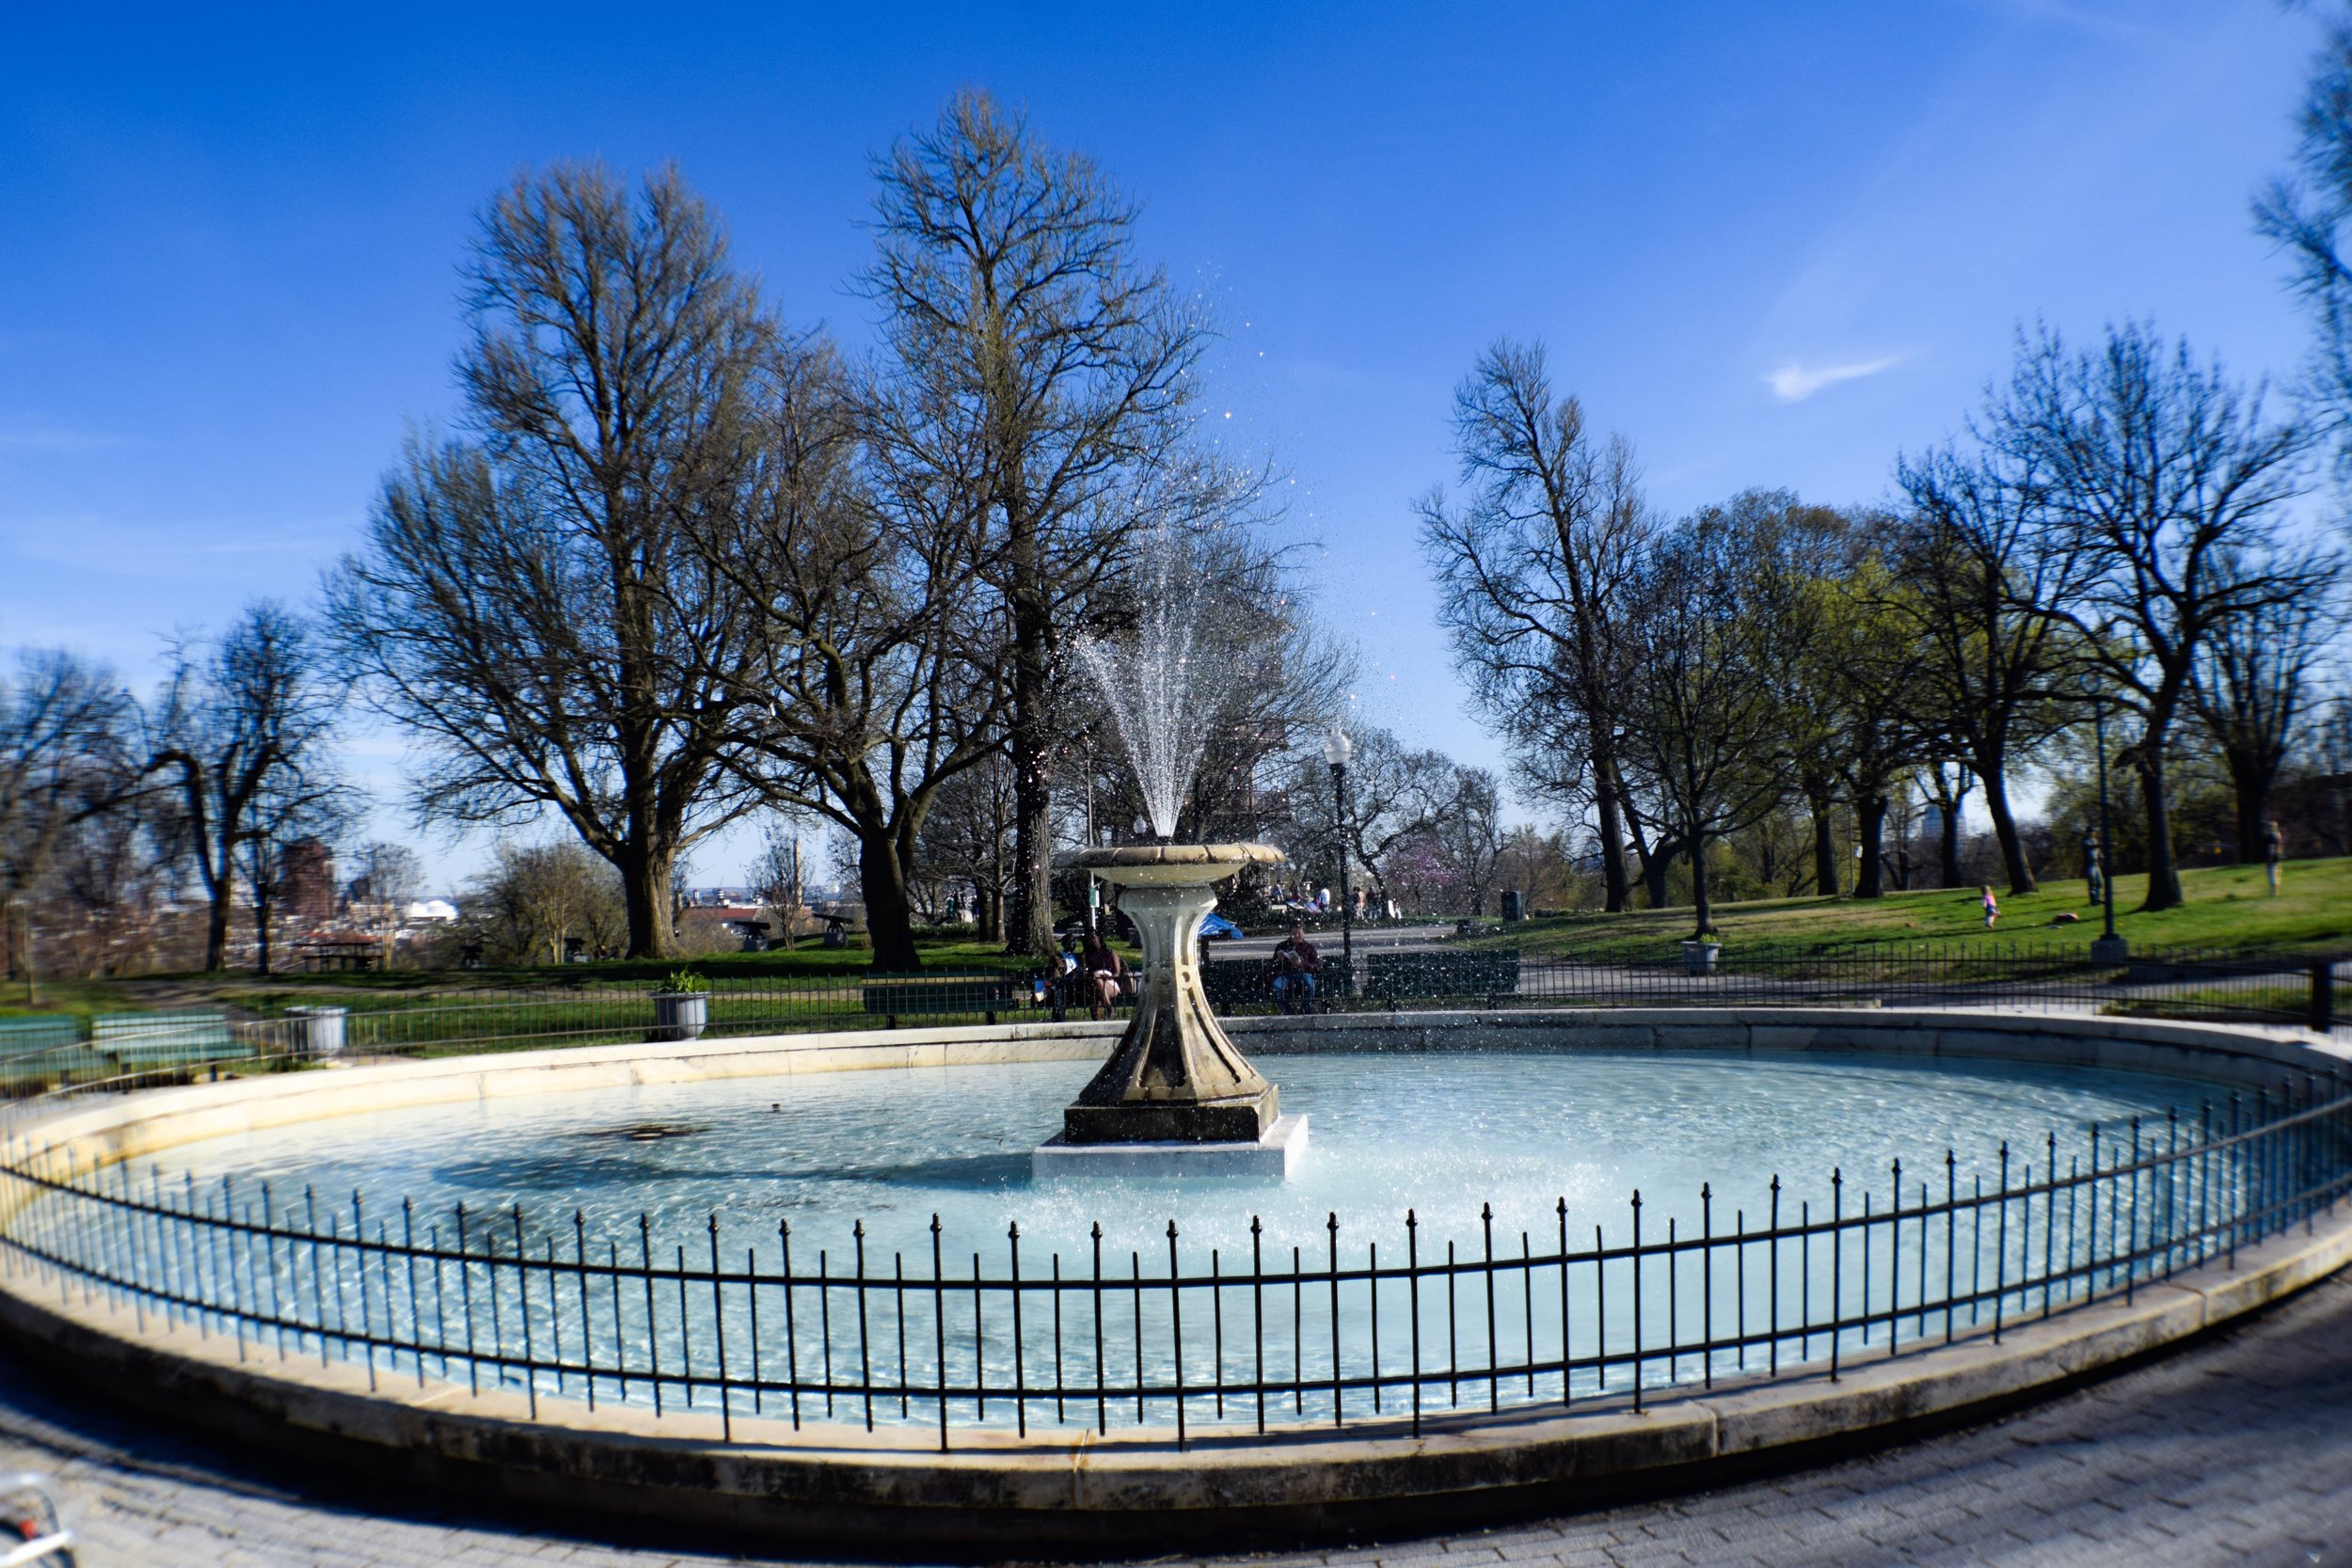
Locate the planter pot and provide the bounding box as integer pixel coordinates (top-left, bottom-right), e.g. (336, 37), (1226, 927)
(652, 991), (708, 1043)
(1679, 941), (1723, 976)
(283, 1005), (347, 1058)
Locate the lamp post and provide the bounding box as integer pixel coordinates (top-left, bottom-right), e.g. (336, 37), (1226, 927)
(2083, 679), (2127, 963)
(1323, 724), (1355, 994)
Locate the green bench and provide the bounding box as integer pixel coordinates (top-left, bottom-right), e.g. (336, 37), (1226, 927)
(90, 1011), (243, 1071)
(1203, 958), (1356, 1013)
(859, 974), (1020, 1024)
(0, 1016), (101, 1087)
(1362, 950), (1521, 1005)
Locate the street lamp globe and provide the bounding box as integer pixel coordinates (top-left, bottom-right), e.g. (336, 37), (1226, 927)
(1322, 724), (1353, 769)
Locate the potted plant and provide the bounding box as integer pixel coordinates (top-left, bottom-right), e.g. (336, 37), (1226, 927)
(1679, 936), (1723, 975)
(652, 970), (709, 1042)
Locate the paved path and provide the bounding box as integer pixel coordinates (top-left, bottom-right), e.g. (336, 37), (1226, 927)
(2, 1275), (2347, 1566)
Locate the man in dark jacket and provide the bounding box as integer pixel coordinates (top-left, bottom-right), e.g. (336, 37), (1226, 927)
(1266, 922), (1322, 1015)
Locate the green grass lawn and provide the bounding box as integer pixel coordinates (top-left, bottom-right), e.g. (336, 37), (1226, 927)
(1469, 856), (2352, 964)
(0, 975), (158, 1019)
(0, 932), (1092, 1021)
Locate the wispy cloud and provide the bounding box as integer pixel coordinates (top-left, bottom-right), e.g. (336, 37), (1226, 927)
(1766, 356), (1904, 403)
(0, 424), (119, 452)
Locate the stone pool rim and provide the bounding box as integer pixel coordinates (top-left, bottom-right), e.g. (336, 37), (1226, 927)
(0, 1007), (2345, 1555)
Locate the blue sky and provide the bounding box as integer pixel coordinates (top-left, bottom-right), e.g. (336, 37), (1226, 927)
(0, 1), (2325, 886)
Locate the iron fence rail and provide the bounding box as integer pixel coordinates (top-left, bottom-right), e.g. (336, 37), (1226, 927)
(2, 1073), (2346, 1451)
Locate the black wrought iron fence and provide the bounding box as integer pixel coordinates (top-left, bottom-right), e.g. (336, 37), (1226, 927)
(3, 1076), (2346, 1450)
(0, 948), (2335, 1098)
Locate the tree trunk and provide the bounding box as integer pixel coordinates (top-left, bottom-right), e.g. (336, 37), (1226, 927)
(1976, 757), (2037, 895)
(1854, 794), (1888, 899)
(253, 888), (273, 975)
(1591, 748), (1631, 912)
(1940, 799), (1964, 888)
(1639, 834), (1678, 910)
(1003, 578), (1057, 959)
(1807, 785), (1838, 897)
(2136, 744), (2185, 912)
(2223, 746), (2279, 863)
(1689, 828), (1713, 935)
(203, 874), (232, 973)
(859, 833), (921, 970)
(618, 842), (675, 960)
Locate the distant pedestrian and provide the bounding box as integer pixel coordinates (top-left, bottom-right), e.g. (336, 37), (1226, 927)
(2264, 818), (2285, 896)
(1980, 885), (1999, 929)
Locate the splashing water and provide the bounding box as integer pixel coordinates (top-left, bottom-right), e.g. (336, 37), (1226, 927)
(1073, 529), (1239, 839)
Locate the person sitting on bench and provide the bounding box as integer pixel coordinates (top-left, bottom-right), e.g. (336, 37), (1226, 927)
(1265, 922), (1323, 1015)
(1079, 931), (1131, 1019)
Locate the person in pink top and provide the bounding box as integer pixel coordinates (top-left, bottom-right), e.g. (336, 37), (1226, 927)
(1980, 885), (1999, 929)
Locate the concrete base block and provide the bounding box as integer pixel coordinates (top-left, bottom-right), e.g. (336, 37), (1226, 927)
(1032, 1114), (1309, 1180)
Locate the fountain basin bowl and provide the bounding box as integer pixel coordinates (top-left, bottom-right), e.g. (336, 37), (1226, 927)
(1058, 843), (1285, 887)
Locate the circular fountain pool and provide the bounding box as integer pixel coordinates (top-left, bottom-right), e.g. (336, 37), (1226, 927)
(7, 1011), (2344, 1551)
(151, 1046), (2209, 1272)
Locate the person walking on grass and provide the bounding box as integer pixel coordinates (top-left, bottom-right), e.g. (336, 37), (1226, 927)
(2264, 818), (2285, 896)
(1980, 885), (1999, 929)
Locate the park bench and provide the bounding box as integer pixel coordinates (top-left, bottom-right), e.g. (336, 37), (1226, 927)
(1362, 949), (1521, 1006)
(859, 974), (1020, 1026)
(1202, 957), (1357, 1014)
(89, 1011), (244, 1072)
(0, 1016), (101, 1089)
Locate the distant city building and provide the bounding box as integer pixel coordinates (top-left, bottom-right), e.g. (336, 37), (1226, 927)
(278, 839), (338, 924)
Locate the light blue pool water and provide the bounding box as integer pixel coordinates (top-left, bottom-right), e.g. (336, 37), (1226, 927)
(67, 1045), (2243, 1429)
(157, 1048), (2211, 1273)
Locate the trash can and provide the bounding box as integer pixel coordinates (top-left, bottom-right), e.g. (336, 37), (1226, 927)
(652, 991), (708, 1042)
(284, 1005), (347, 1059)
(1500, 890), (1525, 922)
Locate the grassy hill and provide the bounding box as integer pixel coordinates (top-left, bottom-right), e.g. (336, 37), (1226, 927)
(1467, 856), (2352, 964)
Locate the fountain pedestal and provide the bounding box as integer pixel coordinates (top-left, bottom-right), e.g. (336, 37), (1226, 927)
(1032, 844), (1309, 1179)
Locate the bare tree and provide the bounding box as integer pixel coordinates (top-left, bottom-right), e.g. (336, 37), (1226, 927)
(1419, 340), (1653, 911)
(0, 650), (138, 988)
(706, 340), (1009, 970)
(1613, 497), (1799, 937)
(1429, 765), (1504, 916)
(2194, 564), (2342, 860)
(236, 759), (360, 974)
(862, 91), (1218, 958)
(1989, 324), (2323, 911)
(747, 820), (809, 949)
(1286, 725), (1454, 911)
(912, 751), (1017, 940)
(454, 840), (627, 966)
(329, 163), (773, 958)
(44, 792), (174, 978)
(2257, 14), (2352, 472)
(1889, 441), (2092, 894)
(348, 842), (424, 912)
(147, 602), (344, 973)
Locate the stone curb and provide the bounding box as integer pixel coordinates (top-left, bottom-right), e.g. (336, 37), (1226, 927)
(1, 1208), (2344, 1552)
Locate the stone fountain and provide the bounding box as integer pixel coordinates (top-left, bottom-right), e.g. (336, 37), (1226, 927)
(1030, 530), (1310, 1178)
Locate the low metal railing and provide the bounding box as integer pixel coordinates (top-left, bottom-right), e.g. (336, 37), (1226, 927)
(2, 1071), (2345, 1450)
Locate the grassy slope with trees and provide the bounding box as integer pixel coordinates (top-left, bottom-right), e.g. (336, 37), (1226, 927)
(1468, 855), (2352, 964)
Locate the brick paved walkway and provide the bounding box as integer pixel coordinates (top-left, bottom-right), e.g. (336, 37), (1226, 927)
(2, 1275), (2347, 1566)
